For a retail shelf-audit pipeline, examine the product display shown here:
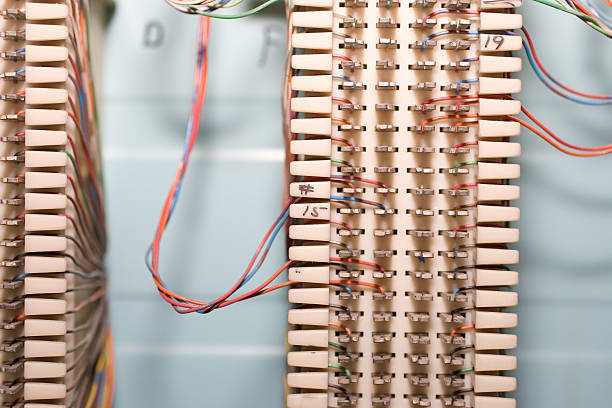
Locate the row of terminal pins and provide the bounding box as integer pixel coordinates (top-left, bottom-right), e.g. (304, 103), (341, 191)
(334, 351), (468, 365)
(333, 124), (473, 132)
(328, 228), (476, 237)
(342, 17), (474, 30)
(338, 81), (476, 91)
(339, 60), (473, 71)
(332, 207), (473, 215)
(330, 247), (475, 258)
(331, 268), (473, 279)
(337, 146), (473, 153)
(330, 167), (478, 174)
(341, 38), (473, 50)
(337, 102), (472, 112)
(333, 394), (470, 408)
(342, 0), (469, 8)
(328, 330), (470, 343)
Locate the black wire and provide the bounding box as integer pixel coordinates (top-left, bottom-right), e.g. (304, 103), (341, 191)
(450, 306), (474, 316)
(62, 235), (102, 269)
(450, 345), (474, 357)
(452, 388), (474, 397)
(328, 383), (350, 398)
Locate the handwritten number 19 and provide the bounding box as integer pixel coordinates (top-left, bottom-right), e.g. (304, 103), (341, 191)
(484, 35), (505, 50)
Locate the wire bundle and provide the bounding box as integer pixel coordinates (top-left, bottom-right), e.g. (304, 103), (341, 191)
(165, 0), (282, 19)
(145, 18), (298, 314)
(533, 0), (612, 38)
(513, 27), (612, 105)
(0, 0), (112, 406)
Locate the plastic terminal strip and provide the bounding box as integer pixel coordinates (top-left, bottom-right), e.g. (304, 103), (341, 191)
(285, 0), (520, 406)
(0, 5), (107, 406)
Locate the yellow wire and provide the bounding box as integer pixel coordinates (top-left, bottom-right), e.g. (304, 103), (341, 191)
(85, 336), (109, 408)
(101, 331), (115, 407)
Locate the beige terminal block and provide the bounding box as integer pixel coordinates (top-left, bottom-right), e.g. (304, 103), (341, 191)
(285, 0), (521, 406)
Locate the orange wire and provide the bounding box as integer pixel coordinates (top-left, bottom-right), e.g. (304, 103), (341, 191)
(329, 279), (385, 294)
(450, 324), (475, 338)
(73, 286), (105, 312)
(332, 117), (353, 126)
(506, 116), (612, 157)
(329, 322), (352, 336)
(420, 114), (479, 133)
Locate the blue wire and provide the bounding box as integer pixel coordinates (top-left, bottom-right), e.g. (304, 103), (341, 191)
(495, 30), (612, 105)
(331, 283), (352, 295)
(455, 78), (479, 94)
(242, 210), (289, 285)
(522, 40), (612, 106)
(332, 74), (352, 82)
(330, 195), (386, 210)
(11, 273), (27, 282)
(421, 30), (479, 51)
(586, 0), (612, 28)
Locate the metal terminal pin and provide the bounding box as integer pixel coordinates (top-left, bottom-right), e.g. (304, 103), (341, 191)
(0, 71), (25, 82)
(1, 177), (24, 184)
(0, 9), (25, 19)
(0, 50), (25, 61)
(0, 30), (25, 40)
(0, 218), (23, 226)
(0, 93), (25, 102)
(0, 113), (24, 121)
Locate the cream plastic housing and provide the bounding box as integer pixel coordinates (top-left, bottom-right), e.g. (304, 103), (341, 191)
(26, 3), (69, 20)
(25, 45), (69, 62)
(291, 54), (333, 71)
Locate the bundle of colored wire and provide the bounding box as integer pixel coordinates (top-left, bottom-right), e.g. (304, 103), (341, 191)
(532, 0), (612, 38)
(508, 105), (612, 157)
(145, 18), (296, 315)
(517, 27), (612, 105)
(0, 0), (112, 406)
(165, 0), (282, 18)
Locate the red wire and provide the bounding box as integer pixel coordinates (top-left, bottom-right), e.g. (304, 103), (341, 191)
(329, 257), (385, 272)
(521, 27), (612, 100)
(329, 322), (352, 336)
(454, 182), (478, 191)
(331, 136), (354, 147)
(450, 324), (475, 338)
(332, 117), (353, 126)
(422, 94), (479, 105)
(332, 54), (352, 62)
(332, 97), (353, 105)
(330, 220), (352, 231)
(329, 279), (385, 294)
(506, 115), (612, 157)
(520, 106), (612, 151)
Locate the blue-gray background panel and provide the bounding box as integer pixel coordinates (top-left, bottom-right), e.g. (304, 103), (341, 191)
(101, 1), (612, 406)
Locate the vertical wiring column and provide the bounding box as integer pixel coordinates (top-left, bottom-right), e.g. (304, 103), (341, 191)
(0, 1), (109, 407)
(285, 0), (520, 407)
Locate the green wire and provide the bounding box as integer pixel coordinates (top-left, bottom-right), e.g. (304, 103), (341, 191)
(64, 151), (97, 222)
(187, 0), (281, 19)
(328, 363), (351, 379)
(80, 2), (105, 188)
(457, 367), (475, 373)
(331, 158), (352, 167)
(532, 0), (611, 37)
(453, 161), (478, 176)
(329, 342), (351, 356)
